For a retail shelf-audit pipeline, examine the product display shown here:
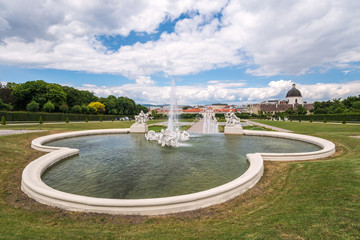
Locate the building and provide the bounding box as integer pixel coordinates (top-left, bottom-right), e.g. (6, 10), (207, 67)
(249, 83), (313, 115)
(285, 84), (303, 104)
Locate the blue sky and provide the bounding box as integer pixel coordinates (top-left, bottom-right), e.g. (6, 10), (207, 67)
(0, 0), (359, 105)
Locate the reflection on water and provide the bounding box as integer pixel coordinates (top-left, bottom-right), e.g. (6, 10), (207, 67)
(42, 134), (320, 199)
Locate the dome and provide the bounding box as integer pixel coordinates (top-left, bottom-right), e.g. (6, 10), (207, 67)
(286, 84), (302, 97)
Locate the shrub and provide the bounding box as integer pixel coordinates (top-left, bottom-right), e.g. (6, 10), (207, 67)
(66, 117), (69, 123)
(342, 118), (346, 124)
(324, 117), (327, 123)
(100, 116), (103, 122)
(310, 117), (313, 123)
(1, 116), (6, 125)
(43, 101), (55, 112)
(39, 116), (43, 125)
(26, 100), (39, 112)
(85, 117), (88, 123)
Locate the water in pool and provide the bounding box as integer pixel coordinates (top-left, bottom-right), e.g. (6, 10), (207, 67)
(42, 134), (321, 199)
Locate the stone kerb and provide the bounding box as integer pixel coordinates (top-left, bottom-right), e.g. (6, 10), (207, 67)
(22, 129), (335, 215)
(243, 130), (336, 161)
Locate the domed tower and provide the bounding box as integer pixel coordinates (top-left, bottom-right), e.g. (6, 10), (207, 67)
(286, 83), (303, 104)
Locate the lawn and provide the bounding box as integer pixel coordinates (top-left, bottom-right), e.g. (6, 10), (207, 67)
(0, 121), (359, 239)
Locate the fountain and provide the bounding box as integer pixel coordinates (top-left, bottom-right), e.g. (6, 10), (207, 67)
(202, 108), (219, 134)
(21, 80), (336, 215)
(145, 80), (190, 147)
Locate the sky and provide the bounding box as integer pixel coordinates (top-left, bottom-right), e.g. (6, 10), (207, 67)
(0, 0), (360, 105)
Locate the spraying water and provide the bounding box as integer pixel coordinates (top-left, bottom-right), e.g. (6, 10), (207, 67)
(145, 80), (190, 147)
(167, 79), (178, 132)
(202, 108), (219, 134)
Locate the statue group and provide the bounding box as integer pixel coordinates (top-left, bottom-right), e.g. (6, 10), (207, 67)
(134, 111), (149, 125)
(225, 110), (240, 126)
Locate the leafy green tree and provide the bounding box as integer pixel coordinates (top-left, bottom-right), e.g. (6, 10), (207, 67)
(88, 106), (96, 114)
(66, 117), (69, 123)
(0, 82), (16, 107)
(43, 101), (55, 112)
(136, 104), (149, 114)
(285, 106), (295, 115)
(62, 86), (98, 108)
(71, 105), (82, 114)
(39, 116), (43, 125)
(296, 105), (307, 115)
(352, 101), (360, 110)
(81, 104), (89, 114)
(0, 98), (13, 111)
(101, 95), (117, 114)
(45, 83), (67, 108)
(26, 100), (39, 112)
(85, 117), (88, 123)
(12, 80), (48, 110)
(59, 103), (69, 113)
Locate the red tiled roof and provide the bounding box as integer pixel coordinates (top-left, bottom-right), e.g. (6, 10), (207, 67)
(184, 109), (203, 113)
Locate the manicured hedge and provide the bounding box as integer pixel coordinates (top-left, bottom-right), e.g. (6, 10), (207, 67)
(289, 113), (360, 122)
(0, 111), (133, 122)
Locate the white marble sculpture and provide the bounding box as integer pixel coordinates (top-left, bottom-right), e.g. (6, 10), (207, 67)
(130, 111), (149, 133)
(134, 111), (149, 125)
(224, 110), (243, 134)
(145, 129), (190, 148)
(225, 110), (241, 126)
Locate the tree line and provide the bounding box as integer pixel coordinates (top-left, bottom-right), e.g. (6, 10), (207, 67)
(0, 80), (148, 115)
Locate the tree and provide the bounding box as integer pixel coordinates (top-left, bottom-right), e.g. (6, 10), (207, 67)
(88, 102), (105, 114)
(45, 83), (67, 108)
(26, 100), (40, 112)
(352, 101), (360, 110)
(12, 80), (48, 110)
(0, 98), (13, 111)
(1, 116), (6, 125)
(88, 106), (96, 114)
(296, 105), (307, 115)
(62, 86), (97, 108)
(81, 104), (89, 114)
(43, 101), (55, 112)
(71, 105), (82, 114)
(285, 106), (295, 115)
(136, 104), (148, 114)
(59, 103), (69, 113)
(0, 82), (16, 106)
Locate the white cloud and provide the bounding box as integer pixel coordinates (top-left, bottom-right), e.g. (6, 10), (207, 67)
(0, 0), (359, 77)
(77, 78), (360, 105)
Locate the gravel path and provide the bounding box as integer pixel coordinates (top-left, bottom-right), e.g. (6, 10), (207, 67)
(244, 120), (293, 133)
(187, 119), (204, 133)
(0, 130), (46, 136)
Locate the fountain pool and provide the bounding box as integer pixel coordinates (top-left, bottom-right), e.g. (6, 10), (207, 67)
(22, 129), (336, 215)
(41, 134), (321, 199)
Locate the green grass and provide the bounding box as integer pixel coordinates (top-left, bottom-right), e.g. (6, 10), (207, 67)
(0, 121), (359, 239)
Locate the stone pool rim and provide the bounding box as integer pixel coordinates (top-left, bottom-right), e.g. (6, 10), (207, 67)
(21, 129), (335, 215)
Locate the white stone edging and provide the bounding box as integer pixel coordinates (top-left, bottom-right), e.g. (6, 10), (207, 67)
(21, 129), (335, 215)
